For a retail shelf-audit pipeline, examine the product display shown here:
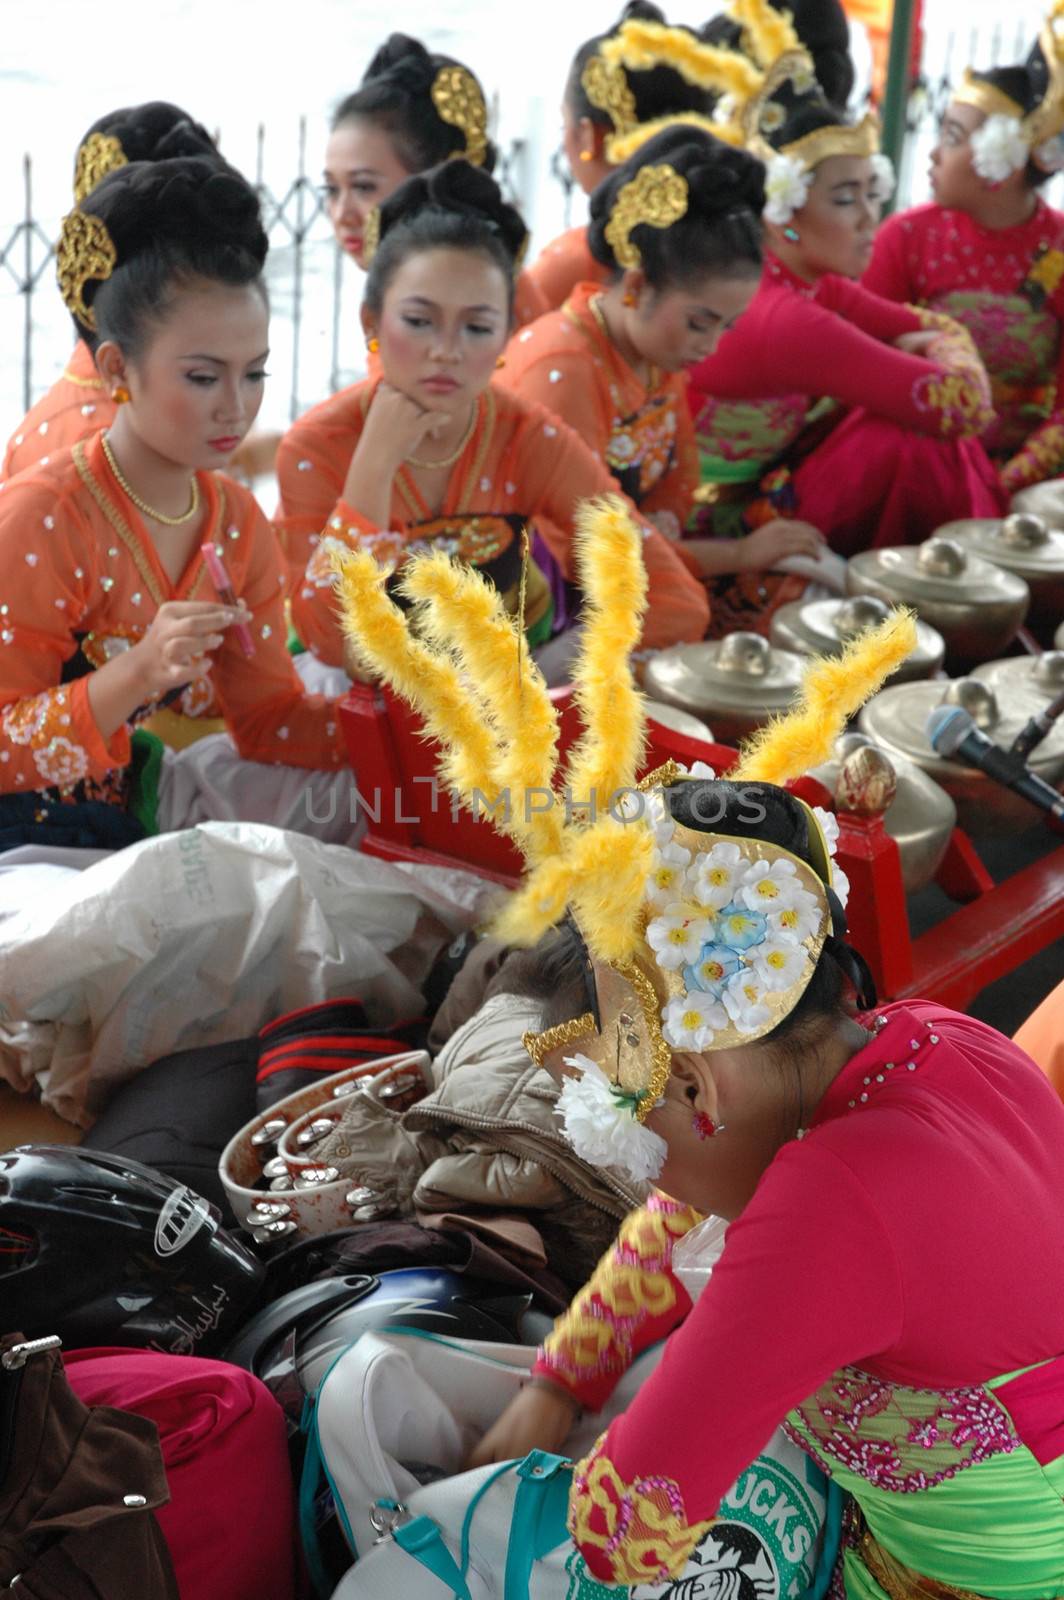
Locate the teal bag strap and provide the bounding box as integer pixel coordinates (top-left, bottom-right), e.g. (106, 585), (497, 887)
(395, 1515), (473, 1599)
(503, 1452), (572, 1600)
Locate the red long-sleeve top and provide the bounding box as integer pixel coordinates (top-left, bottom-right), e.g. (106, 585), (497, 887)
(687, 254), (994, 469)
(864, 200), (1064, 490)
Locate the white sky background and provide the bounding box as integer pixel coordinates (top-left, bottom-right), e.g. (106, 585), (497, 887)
(0, 0), (1055, 432)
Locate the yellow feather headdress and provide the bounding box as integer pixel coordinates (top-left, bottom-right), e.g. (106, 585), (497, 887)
(335, 499), (915, 1171)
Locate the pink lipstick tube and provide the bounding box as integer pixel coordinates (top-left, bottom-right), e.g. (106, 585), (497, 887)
(200, 542), (256, 659)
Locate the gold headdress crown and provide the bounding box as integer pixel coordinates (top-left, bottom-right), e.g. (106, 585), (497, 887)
(333, 497), (916, 1180)
(56, 207), (117, 331)
(954, 0), (1064, 167)
(73, 131), (128, 206)
(582, 53), (640, 140)
(605, 162), (689, 269)
(431, 65), (489, 168)
(604, 2), (880, 166)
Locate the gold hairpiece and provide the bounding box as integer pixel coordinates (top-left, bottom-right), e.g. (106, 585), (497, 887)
(361, 204), (381, 267)
(604, 162), (689, 271)
(431, 65), (489, 167)
(953, 69), (1027, 123)
(73, 132), (127, 206)
(56, 208), (117, 332)
(581, 54), (639, 135)
(605, 110), (745, 163)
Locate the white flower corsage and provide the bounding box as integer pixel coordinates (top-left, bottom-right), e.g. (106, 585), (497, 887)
(763, 153), (814, 225)
(662, 992), (728, 1052)
(970, 114), (1030, 183)
(870, 153), (896, 204)
(646, 841), (693, 907)
(557, 1055), (667, 1182)
(646, 907), (715, 970)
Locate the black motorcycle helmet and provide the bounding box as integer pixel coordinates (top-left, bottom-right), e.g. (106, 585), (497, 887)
(224, 1267), (553, 1419)
(0, 1145), (264, 1354)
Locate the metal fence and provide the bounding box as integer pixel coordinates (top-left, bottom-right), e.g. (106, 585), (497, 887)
(0, 17), (1048, 427)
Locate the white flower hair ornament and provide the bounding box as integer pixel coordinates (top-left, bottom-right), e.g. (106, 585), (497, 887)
(969, 113), (1032, 183)
(330, 489), (917, 1187)
(763, 152), (814, 224)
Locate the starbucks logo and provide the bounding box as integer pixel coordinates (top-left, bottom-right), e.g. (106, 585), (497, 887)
(631, 1523), (777, 1600)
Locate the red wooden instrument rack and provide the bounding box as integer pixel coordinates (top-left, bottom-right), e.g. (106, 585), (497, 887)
(339, 684), (1064, 1009)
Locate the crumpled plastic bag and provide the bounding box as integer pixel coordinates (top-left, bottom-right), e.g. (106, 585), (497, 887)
(0, 821), (490, 1127)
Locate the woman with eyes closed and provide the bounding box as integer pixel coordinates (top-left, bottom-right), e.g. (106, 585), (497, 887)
(0, 156), (349, 853)
(633, 7), (1006, 578)
(322, 32), (547, 333)
(276, 160), (710, 674)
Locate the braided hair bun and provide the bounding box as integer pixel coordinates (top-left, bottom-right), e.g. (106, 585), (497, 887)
(74, 155), (268, 352)
(587, 124), (764, 287)
(334, 33), (498, 174)
(364, 158), (528, 318)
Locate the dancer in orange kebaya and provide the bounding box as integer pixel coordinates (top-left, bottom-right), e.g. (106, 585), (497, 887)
(865, 5), (1064, 492)
(323, 34), (546, 332)
(0, 157), (344, 852)
(2, 102), (218, 485)
(278, 161), (709, 669)
(526, 3), (719, 313)
(502, 125), (822, 593)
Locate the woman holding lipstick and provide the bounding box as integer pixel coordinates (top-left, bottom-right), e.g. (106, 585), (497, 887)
(323, 34), (547, 330)
(0, 155), (354, 853)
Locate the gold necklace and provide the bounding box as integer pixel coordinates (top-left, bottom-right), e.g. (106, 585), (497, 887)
(101, 434), (200, 527)
(405, 402), (478, 471)
(588, 293), (662, 393)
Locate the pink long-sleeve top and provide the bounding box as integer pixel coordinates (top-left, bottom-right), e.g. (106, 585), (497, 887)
(536, 1002), (1064, 1585)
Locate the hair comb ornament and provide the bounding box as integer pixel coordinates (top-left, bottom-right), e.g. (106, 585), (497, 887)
(73, 132), (128, 206)
(431, 65), (489, 168)
(956, 0), (1064, 180)
(56, 207), (118, 331)
(582, 53), (640, 139)
(605, 163), (690, 270)
(333, 499), (916, 1183)
(361, 204), (382, 268)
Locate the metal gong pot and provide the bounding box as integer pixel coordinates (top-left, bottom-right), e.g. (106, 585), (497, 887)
(1011, 480), (1064, 532)
(858, 676), (1064, 831)
(643, 700), (715, 743)
(770, 593), (945, 682)
(973, 650), (1064, 705)
(642, 633), (805, 743)
(940, 512), (1064, 639)
(847, 537), (1030, 668)
(808, 733), (956, 893)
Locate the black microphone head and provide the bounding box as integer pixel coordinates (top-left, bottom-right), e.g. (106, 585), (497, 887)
(926, 704), (975, 757)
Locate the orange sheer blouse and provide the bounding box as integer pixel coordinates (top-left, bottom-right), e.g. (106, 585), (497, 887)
(1, 341), (117, 485)
(0, 432), (344, 811)
(499, 282), (700, 542)
(275, 378), (709, 664)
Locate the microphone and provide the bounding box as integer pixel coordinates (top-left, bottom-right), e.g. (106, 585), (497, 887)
(1010, 686), (1064, 763)
(926, 706), (1064, 822)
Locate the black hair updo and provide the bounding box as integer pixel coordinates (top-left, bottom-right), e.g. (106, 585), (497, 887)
(76, 155), (269, 358)
(363, 159), (528, 321)
(76, 101), (216, 183)
(333, 34), (498, 175)
(567, 2), (712, 130)
(701, 0), (855, 112)
(587, 124), (764, 289)
(967, 38), (1055, 188)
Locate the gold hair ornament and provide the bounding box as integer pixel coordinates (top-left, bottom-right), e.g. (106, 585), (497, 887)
(604, 163), (689, 271)
(361, 205), (381, 268)
(953, 70), (1027, 123)
(954, 0), (1064, 162)
(431, 65), (489, 167)
(56, 208), (117, 332)
(73, 132), (128, 206)
(581, 54), (639, 135)
(605, 110), (746, 163)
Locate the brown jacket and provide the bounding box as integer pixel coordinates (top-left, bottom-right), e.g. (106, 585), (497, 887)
(0, 1333), (178, 1600)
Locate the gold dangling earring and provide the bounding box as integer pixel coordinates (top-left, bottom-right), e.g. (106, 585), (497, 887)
(366, 336), (380, 353)
(495, 355), (506, 369)
(622, 291), (637, 308)
(112, 386), (130, 405)
(579, 150), (593, 163)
